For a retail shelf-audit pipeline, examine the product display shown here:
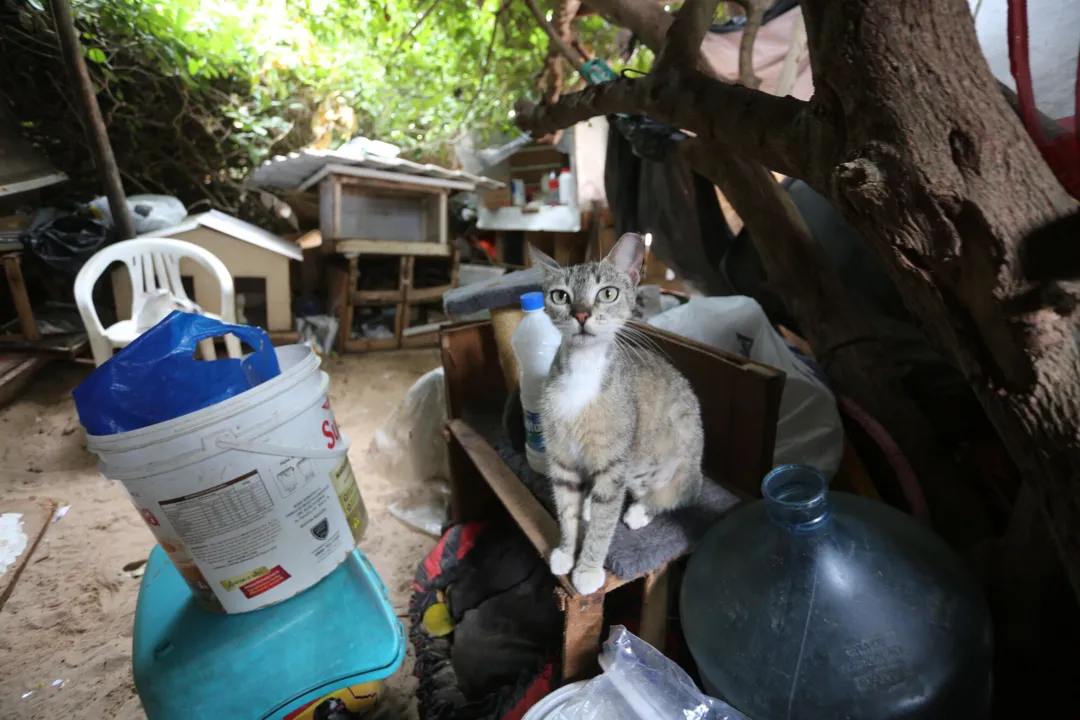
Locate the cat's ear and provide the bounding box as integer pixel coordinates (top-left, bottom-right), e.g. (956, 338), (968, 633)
(605, 233), (645, 285)
(529, 243), (561, 274)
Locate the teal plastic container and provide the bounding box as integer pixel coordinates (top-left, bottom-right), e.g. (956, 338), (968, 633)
(133, 545), (405, 719)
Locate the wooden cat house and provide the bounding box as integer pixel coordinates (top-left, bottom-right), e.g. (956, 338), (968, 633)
(111, 210), (302, 332)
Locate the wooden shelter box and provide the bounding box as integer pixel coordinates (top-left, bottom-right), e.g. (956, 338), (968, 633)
(111, 210), (302, 332)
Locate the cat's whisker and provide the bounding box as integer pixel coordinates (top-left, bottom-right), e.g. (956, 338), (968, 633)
(617, 325), (671, 361)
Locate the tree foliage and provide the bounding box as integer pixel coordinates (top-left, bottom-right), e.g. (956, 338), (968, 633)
(0, 0), (633, 218)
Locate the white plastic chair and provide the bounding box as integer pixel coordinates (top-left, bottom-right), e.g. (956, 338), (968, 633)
(75, 237), (243, 367)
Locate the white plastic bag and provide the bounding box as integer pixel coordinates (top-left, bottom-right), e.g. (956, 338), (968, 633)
(368, 367), (449, 485)
(649, 295), (844, 478)
(549, 626), (749, 720)
(88, 194), (187, 234)
(388, 481), (451, 537)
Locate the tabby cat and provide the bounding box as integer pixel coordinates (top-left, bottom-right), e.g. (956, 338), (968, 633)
(531, 233), (704, 595)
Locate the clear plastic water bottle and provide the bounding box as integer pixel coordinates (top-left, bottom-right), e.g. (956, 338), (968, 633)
(511, 291), (561, 474)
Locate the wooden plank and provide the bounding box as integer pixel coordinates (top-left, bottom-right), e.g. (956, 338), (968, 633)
(332, 178), (342, 242)
(446, 431), (499, 523)
(638, 566), (671, 653)
(345, 336), (398, 352)
(395, 256), (412, 348)
(267, 330), (300, 346)
(437, 192), (448, 245)
(0, 497), (57, 612)
(338, 257), (357, 353)
(449, 419), (561, 557)
(0, 355), (47, 409)
(355, 289), (404, 305)
(560, 590), (605, 683)
(2, 255), (39, 341)
(335, 239), (451, 257)
(406, 284), (453, 303)
(299, 163), (475, 193)
(0, 333), (88, 359)
(400, 332), (440, 349)
(439, 321), (505, 420)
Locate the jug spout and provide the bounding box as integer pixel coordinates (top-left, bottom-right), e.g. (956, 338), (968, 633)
(762, 464), (831, 533)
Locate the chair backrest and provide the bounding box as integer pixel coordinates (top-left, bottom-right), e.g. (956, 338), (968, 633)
(75, 237), (236, 334)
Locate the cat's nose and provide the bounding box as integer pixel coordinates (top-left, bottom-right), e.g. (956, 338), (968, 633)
(573, 311), (590, 326)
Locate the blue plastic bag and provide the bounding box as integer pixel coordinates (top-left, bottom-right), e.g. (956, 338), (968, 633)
(74, 311), (281, 436)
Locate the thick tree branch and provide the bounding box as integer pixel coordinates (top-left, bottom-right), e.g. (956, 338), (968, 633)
(654, 0), (720, 72)
(536, 0), (585, 102)
(524, 0), (585, 71)
(515, 72), (817, 180)
(737, 0), (766, 88)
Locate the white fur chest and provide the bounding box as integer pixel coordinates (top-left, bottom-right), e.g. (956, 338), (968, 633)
(550, 344), (607, 421)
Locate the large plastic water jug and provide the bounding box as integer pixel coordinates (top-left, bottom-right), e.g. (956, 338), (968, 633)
(511, 291), (561, 474)
(681, 465), (993, 720)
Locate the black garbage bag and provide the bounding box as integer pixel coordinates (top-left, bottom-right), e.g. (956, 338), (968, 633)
(22, 211), (110, 275)
(605, 115), (734, 295)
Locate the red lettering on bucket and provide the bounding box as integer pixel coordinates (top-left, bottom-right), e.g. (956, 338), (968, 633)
(139, 508), (160, 527)
(239, 565), (291, 598)
(322, 399), (331, 410)
(322, 419), (342, 449)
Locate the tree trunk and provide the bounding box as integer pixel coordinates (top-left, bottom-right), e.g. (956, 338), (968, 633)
(518, 0), (1080, 596)
(801, 0), (1079, 589)
(575, 0), (988, 533)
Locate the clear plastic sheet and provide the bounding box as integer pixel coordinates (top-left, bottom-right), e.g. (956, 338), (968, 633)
(550, 627), (750, 720)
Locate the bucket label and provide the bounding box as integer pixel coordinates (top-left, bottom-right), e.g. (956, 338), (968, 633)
(330, 456), (368, 544)
(114, 380), (363, 614)
(238, 565), (292, 599)
(159, 470), (282, 570)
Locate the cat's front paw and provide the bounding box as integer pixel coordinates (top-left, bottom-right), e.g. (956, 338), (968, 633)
(572, 566), (605, 595)
(549, 547), (574, 576)
(623, 503), (652, 530)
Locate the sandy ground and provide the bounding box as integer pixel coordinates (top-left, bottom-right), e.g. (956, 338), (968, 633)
(0, 349), (442, 720)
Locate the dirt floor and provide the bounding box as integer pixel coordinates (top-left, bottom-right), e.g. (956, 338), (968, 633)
(0, 349), (442, 720)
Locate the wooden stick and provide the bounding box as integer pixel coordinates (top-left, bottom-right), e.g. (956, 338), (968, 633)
(2, 255), (39, 342)
(524, 0), (587, 72)
(49, 0), (135, 240)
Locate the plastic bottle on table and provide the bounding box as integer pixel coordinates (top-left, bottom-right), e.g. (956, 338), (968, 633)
(558, 168), (573, 205)
(511, 291), (562, 474)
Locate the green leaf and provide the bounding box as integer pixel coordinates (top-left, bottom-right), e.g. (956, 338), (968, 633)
(87, 47), (107, 64)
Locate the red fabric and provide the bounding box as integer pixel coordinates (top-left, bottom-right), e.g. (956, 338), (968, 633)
(501, 663), (556, 720)
(420, 528), (454, 586)
(1008, 0), (1080, 199)
(456, 521), (484, 560)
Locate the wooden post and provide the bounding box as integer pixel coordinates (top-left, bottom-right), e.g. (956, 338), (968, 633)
(2, 255), (39, 341)
(559, 590), (605, 683)
(49, 0), (135, 241)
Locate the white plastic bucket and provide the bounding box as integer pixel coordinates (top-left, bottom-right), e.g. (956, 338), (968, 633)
(521, 681), (588, 720)
(86, 345), (367, 614)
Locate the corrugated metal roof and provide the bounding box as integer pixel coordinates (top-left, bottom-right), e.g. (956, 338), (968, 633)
(147, 210), (303, 262)
(249, 148), (503, 192)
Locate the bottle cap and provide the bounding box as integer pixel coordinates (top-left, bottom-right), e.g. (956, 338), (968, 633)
(520, 291), (545, 312)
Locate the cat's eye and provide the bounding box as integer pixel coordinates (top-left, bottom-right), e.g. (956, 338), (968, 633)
(550, 289), (570, 305)
(597, 287), (619, 303)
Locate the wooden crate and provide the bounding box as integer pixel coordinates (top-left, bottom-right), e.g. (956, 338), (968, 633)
(440, 320), (785, 681)
(331, 245), (459, 353)
(318, 165), (457, 250)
